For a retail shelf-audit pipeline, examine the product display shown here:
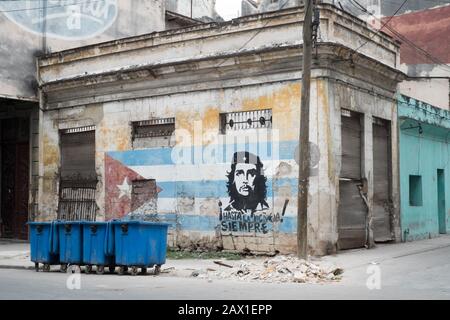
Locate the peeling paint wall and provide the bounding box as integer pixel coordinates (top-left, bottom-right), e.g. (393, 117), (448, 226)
(37, 5), (403, 255)
(330, 77), (401, 249)
(0, 0), (166, 100)
(399, 95), (450, 240)
(40, 82), (302, 253)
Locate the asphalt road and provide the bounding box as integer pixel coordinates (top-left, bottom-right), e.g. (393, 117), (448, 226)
(0, 242), (449, 300)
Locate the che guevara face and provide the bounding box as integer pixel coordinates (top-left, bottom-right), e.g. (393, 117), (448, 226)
(233, 163), (258, 197)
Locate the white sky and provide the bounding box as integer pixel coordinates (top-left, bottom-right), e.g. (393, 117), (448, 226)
(215, 0), (242, 20)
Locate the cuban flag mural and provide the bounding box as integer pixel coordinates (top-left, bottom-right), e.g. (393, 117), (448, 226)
(104, 140), (300, 234)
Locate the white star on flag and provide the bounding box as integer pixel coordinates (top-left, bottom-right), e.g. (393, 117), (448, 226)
(117, 177), (132, 199)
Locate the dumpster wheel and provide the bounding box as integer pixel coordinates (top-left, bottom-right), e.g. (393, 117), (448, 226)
(96, 265), (105, 275)
(60, 264), (68, 273)
(109, 266), (116, 274)
(43, 264), (51, 273)
(35, 263), (39, 272)
(118, 266), (128, 275)
(85, 265), (93, 274)
(154, 265), (161, 275)
(141, 267), (148, 275)
(130, 266), (139, 276)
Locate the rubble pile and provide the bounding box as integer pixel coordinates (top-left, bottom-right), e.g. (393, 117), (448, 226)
(209, 256), (344, 284)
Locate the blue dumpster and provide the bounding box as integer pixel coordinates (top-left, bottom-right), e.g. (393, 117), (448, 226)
(28, 221), (59, 272)
(82, 221), (115, 274)
(57, 221), (83, 272)
(112, 221), (169, 276)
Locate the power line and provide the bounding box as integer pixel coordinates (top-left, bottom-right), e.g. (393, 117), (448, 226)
(348, 0), (409, 56)
(215, 0), (298, 68)
(349, 0), (450, 73)
(382, 24), (450, 72)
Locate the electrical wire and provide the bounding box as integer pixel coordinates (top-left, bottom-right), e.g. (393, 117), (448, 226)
(348, 0), (450, 73)
(348, 0), (409, 56)
(214, 0), (306, 68)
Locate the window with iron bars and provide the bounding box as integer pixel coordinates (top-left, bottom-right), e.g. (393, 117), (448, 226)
(220, 109), (272, 134)
(58, 125), (98, 221)
(132, 118), (175, 149)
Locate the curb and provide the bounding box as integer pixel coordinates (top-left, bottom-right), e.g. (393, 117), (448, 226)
(0, 264), (35, 271)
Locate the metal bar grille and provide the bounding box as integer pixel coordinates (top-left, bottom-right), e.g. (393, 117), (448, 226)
(132, 118), (175, 139)
(221, 109), (272, 132)
(61, 126), (96, 135)
(136, 118), (175, 126)
(57, 180), (98, 221)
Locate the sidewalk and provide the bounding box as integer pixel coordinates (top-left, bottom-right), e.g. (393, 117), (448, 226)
(0, 239), (34, 270)
(1, 235), (450, 275)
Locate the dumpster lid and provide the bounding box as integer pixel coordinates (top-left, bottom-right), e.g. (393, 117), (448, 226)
(111, 220), (170, 227)
(27, 221), (53, 225)
(81, 221), (108, 225)
(55, 221), (84, 225)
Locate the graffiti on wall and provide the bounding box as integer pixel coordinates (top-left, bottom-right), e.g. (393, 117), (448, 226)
(219, 151), (289, 234)
(104, 141), (295, 233)
(0, 0), (118, 40)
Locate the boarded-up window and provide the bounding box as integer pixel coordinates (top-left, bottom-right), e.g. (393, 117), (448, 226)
(340, 109), (362, 179)
(58, 180), (97, 221)
(130, 179), (158, 214)
(132, 118), (175, 149)
(220, 109), (272, 134)
(60, 126), (96, 181)
(409, 175), (423, 207)
(58, 126), (97, 221)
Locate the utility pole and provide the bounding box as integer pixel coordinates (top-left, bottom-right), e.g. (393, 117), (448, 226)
(297, 0), (314, 260)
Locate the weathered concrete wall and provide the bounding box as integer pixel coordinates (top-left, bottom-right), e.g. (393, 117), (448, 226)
(38, 5), (399, 87)
(0, 0), (166, 100)
(40, 81), (301, 253)
(398, 95), (450, 240)
(37, 5), (403, 255)
(384, 5), (450, 110)
(399, 79), (449, 111)
(330, 74), (401, 247)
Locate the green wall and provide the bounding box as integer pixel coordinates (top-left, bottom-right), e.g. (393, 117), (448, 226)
(398, 95), (450, 241)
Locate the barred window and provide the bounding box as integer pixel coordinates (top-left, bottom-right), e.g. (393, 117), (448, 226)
(132, 118), (175, 149)
(58, 125), (97, 221)
(220, 109), (272, 134)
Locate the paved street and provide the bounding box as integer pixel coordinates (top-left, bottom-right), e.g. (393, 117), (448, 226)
(0, 236), (449, 300)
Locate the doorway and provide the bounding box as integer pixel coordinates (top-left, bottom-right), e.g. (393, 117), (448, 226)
(57, 127), (97, 221)
(338, 109), (367, 250)
(437, 169), (446, 234)
(372, 117), (393, 242)
(0, 118), (30, 240)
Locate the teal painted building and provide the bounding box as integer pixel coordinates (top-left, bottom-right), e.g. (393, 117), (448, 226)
(399, 95), (450, 241)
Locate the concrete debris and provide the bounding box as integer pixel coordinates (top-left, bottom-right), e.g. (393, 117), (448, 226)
(209, 256), (344, 284)
(191, 270), (200, 277)
(213, 260), (233, 268)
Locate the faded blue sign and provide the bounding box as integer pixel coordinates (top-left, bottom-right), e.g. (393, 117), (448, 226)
(0, 0), (118, 40)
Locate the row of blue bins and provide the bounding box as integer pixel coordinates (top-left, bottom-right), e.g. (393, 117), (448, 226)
(28, 221), (169, 276)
